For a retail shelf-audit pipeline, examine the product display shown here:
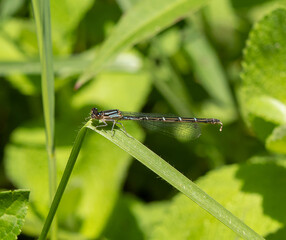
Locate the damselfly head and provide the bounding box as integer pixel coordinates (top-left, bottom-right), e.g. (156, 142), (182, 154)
(91, 108), (101, 119)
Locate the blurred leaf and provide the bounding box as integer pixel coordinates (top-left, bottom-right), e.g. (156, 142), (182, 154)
(204, 0), (240, 50)
(4, 126), (55, 218)
(184, 21), (231, 105)
(0, 51), (143, 96)
(102, 194), (168, 239)
(3, 69), (150, 238)
(0, 0), (94, 56)
(239, 8), (286, 141)
(149, 39), (194, 116)
(4, 74), (41, 95)
(247, 2), (286, 23)
(104, 51), (143, 73)
(0, 0), (94, 95)
(0, 190), (30, 240)
(184, 20), (236, 122)
(77, 0), (210, 88)
(231, 0), (272, 9)
(0, 0), (93, 56)
(0, 19), (40, 95)
(266, 125), (286, 154)
(155, 27), (182, 57)
(75, 0), (122, 49)
(4, 121), (144, 238)
(0, 50), (142, 76)
(241, 96), (286, 142)
(246, 96), (286, 125)
(0, 19), (37, 60)
(128, 199), (169, 239)
(116, 0), (141, 12)
(150, 156), (284, 239)
(0, 0), (25, 18)
(72, 70), (151, 111)
(207, 0), (238, 28)
(50, 0), (94, 54)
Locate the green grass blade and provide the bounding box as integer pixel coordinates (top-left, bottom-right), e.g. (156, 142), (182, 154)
(87, 120), (264, 240)
(76, 0), (209, 88)
(38, 125), (88, 240)
(31, 0), (56, 238)
(32, 0), (55, 154)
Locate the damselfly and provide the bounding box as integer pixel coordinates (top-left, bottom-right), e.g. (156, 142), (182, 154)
(90, 108), (223, 140)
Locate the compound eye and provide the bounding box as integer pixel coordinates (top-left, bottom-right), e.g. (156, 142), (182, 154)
(92, 108), (98, 115)
(91, 108), (100, 119)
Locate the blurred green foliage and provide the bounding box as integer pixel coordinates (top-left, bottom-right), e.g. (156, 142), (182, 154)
(1, 0), (286, 239)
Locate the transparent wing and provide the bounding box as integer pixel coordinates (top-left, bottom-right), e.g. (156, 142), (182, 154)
(139, 120), (201, 141)
(121, 112), (201, 141)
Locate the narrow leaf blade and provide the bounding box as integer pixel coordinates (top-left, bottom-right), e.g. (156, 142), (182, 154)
(87, 120), (263, 240)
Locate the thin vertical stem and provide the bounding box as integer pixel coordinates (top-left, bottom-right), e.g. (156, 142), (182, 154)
(38, 125), (88, 240)
(31, 0), (56, 238)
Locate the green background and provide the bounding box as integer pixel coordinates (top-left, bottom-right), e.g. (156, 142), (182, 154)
(1, 0), (286, 239)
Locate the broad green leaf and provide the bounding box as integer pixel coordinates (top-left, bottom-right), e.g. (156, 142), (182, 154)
(150, 156), (284, 239)
(101, 194), (169, 239)
(243, 96), (286, 141)
(0, 190), (30, 240)
(241, 8), (286, 101)
(76, 0), (209, 88)
(266, 125), (286, 154)
(246, 96), (286, 125)
(239, 8), (286, 140)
